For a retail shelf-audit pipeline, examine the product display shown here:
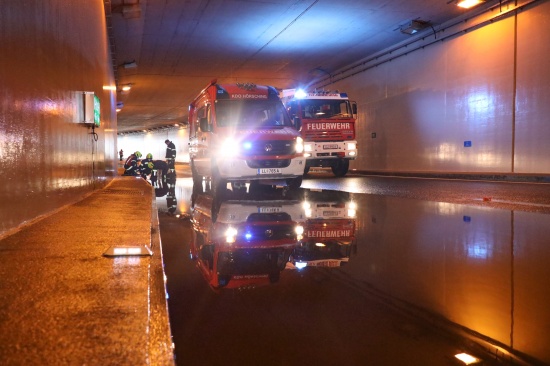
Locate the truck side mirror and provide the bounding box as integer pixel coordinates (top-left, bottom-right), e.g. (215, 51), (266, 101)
(293, 116), (302, 130)
(352, 102), (358, 115)
(199, 117), (211, 132)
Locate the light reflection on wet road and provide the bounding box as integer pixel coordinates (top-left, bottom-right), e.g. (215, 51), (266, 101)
(156, 168), (550, 366)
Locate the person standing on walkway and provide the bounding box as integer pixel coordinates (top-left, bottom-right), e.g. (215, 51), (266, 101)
(119, 149), (124, 161)
(165, 139), (176, 173)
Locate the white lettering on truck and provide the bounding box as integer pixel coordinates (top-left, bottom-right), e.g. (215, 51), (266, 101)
(306, 123), (351, 130)
(230, 94), (268, 99)
(307, 230), (351, 238)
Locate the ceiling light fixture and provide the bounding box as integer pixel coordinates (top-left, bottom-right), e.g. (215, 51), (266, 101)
(400, 20), (431, 35)
(452, 0), (485, 9)
(121, 84), (132, 91)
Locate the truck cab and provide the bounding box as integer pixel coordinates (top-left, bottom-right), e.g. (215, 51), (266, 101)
(280, 89), (358, 177)
(188, 81), (305, 195)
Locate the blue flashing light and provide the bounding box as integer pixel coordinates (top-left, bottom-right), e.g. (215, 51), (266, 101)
(295, 89), (307, 99)
(295, 261), (307, 269)
(245, 232), (252, 240)
(243, 142), (252, 150)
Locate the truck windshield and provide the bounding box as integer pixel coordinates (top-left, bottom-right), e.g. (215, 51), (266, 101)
(300, 99), (352, 119)
(215, 100), (292, 128)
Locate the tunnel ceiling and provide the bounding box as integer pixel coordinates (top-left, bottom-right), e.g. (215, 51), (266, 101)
(108, 0), (488, 133)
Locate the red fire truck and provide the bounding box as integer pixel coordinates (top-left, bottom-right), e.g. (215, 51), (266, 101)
(188, 81), (305, 195)
(280, 89), (357, 177)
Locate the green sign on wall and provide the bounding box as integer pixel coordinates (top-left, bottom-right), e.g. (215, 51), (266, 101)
(94, 94), (100, 127)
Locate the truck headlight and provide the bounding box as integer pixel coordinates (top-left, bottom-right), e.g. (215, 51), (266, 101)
(220, 138), (238, 158)
(347, 142), (356, 151)
(295, 137), (304, 154)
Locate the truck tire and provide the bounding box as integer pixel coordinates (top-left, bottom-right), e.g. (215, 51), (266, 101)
(190, 159), (203, 187)
(331, 159), (349, 177)
(210, 165), (227, 198)
(286, 176), (303, 190)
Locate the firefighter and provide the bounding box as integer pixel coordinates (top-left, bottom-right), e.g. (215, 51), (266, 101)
(150, 159), (169, 186)
(165, 139), (176, 173)
(123, 151), (142, 176)
(139, 153), (154, 179)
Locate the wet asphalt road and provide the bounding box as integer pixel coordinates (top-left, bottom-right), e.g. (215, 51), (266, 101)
(301, 171), (550, 213)
(158, 167), (550, 366)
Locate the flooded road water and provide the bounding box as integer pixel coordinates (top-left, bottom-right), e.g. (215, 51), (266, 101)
(156, 170), (550, 366)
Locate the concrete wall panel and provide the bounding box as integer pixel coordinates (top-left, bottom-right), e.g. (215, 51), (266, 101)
(515, 1), (550, 173)
(0, 1), (116, 237)
(324, 3), (547, 175)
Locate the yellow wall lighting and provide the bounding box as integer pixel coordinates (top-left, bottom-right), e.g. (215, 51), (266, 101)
(457, 0), (484, 8)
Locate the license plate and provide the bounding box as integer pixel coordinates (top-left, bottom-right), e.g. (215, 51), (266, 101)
(259, 207), (282, 213)
(322, 211), (340, 217)
(311, 260), (341, 267)
(323, 144), (338, 149)
(258, 168), (282, 175)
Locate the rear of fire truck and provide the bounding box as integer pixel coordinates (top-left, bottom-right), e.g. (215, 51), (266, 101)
(281, 89), (357, 177)
(188, 81), (305, 196)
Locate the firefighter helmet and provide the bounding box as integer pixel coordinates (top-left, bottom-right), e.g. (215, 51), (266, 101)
(135, 151), (142, 158)
(147, 162), (154, 169)
(146, 153), (153, 159)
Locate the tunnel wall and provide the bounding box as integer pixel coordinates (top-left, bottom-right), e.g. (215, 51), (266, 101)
(0, 1), (117, 237)
(319, 1), (550, 175)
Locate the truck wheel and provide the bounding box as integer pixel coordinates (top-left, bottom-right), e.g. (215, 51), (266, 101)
(331, 159), (349, 177)
(190, 159), (203, 187)
(211, 167), (227, 198)
(286, 176), (303, 190)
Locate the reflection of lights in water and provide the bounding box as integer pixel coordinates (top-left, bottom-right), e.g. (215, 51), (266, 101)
(225, 227), (237, 243)
(454, 353), (481, 365)
(113, 257), (141, 266)
(436, 202), (458, 215)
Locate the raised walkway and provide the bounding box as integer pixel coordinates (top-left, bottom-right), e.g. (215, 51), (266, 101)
(0, 176), (174, 365)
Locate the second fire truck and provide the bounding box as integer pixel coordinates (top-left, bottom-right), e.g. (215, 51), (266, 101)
(280, 89), (357, 177)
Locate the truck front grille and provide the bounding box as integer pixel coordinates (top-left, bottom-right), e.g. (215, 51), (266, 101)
(303, 130), (353, 141)
(247, 159), (291, 169)
(245, 140), (295, 156)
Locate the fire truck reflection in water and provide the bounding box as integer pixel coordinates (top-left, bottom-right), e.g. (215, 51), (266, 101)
(189, 188), (305, 291)
(288, 190), (357, 269)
